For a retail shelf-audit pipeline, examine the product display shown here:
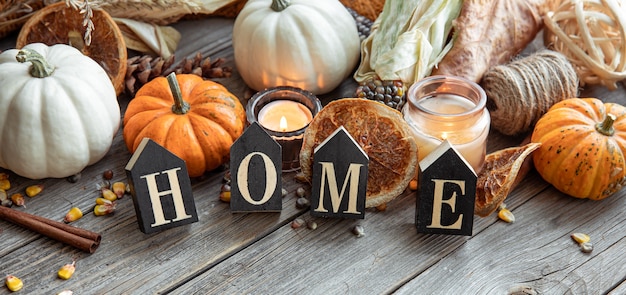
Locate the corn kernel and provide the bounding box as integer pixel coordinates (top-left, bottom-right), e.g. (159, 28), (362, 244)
(219, 191), (231, 203)
(94, 203), (115, 216)
(5, 275), (23, 292)
(64, 207), (83, 223)
(498, 207), (515, 223)
(101, 188), (117, 202)
(25, 184), (44, 197)
(112, 182), (126, 199)
(10, 193), (25, 207)
(95, 198), (113, 206)
(0, 179), (10, 191)
(571, 232), (591, 244)
(0, 189), (10, 207)
(57, 261), (76, 280)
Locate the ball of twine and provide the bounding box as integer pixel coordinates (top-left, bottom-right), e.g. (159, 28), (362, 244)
(482, 49), (579, 136)
(543, 0), (626, 90)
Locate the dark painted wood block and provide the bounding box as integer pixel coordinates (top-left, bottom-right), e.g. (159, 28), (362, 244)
(310, 126), (368, 219)
(416, 140), (476, 236)
(125, 138), (198, 234)
(230, 122), (283, 212)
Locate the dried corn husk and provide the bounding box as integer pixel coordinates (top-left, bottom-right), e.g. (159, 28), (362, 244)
(354, 0), (462, 87)
(543, 0), (626, 90)
(115, 18), (181, 58)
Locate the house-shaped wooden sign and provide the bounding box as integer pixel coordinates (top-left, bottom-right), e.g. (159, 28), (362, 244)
(310, 126), (368, 219)
(125, 138), (198, 234)
(229, 122), (282, 212)
(416, 140), (476, 236)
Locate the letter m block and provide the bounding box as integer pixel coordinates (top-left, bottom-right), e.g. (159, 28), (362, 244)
(125, 138), (198, 234)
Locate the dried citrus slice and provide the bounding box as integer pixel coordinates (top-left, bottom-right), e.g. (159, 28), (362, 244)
(475, 142), (542, 217)
(16, 2), (127, 95)
(299, 98), (418, 208)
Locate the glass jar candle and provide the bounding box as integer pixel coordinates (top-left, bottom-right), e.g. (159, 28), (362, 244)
(402, 75), (490, 173)
(247, 86), (322, 172)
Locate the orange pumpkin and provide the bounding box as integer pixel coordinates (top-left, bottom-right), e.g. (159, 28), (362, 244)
(531, 98), (626, 200)
(123, 73), (246, 177)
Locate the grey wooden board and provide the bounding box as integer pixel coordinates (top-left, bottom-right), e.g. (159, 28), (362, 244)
(0, 16), (624, 295)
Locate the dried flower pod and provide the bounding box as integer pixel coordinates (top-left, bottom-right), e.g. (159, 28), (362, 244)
(64, 207), (83, 223)
(25, 184), (44, 197)
(5, 275), (23, 292)
(57, 261), (76, 280)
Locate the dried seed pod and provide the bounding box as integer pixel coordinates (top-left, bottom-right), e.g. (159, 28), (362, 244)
(101, 188), (117, 202)
(25, 184), (44, 197)
(64, 207), (83, 223)
(571, 232), (591, 244)
(307, 221), (318, 230)
(580, 242), (593, 253)
(102, 169), (114, 180)
(112, 182), (126, 199)
(10, 193), (25, 208)
(5, 275), (23, 292)
(296, 187), (306, 198)
(295, 197), (310, 209)
(94, 203), (116, 216)
(0, 178), (10, 191)
(352, 225), (365, 237)
(498, 207), (515, 223)
(57, 261), (76, 280)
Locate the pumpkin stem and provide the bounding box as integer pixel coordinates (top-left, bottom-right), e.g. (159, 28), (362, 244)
(596, 113), (616, 136)
(271, 0), (290, 11)
(15, 48), (55, 78)
(166, 72), (190, 115)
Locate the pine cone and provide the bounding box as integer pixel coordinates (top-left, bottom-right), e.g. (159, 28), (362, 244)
(124, 52), (233, 95)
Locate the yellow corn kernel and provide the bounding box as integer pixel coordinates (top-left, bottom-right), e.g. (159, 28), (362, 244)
(0, 189), (10, 207)
(64, 207), (83, 223)
(95, 198), (113, 206)
(10, 193), (25, 207)
(101, 188), (117, 202)
(571, 233), (591, 245)
(219, 191), (231, 203)
(0, 179), (10, 191)
(5, 275), (23, 292)
(25, 184), (44, 197)
(94, 203), (115, 216)
(112, 182), (126, 199)
(498, 207), (515, 223)
(57, 261), (76, 280)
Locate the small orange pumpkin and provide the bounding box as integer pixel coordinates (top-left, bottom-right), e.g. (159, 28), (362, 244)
(531, 98), (626, 200)
(123, 73), (246, 177)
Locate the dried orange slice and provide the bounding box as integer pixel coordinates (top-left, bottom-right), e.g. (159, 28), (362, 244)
(16, 2), (127, 95)
(299, 98), (418, 208)
(475, 142), (542, 217)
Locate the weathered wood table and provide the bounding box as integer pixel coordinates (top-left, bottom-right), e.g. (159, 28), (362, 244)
(1, 16), (625, 295)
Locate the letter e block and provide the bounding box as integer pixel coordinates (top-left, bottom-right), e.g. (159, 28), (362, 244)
(125, 138), (198, 234)
(311, 126), (368, 219)
(416, 140), (476, 236)
(230, 122), (282, 212)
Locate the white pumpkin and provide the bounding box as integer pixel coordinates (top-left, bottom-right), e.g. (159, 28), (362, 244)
(232, 0), (361, 95)
(0, 43), (120, 179)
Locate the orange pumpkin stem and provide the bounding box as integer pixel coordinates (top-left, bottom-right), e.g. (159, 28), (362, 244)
(166, 72), (190, 115)
(15, 48), (55, 78)
(596, 113), (616, 136)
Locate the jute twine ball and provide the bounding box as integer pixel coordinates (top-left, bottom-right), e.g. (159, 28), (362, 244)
(482, 50), (579, 136)
(543, 0), (626, 90)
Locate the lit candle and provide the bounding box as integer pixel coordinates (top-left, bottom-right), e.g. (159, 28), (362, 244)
(247, 86), (322, 172)
(403, 76), (490, 173)
(257, 100), (313, 132)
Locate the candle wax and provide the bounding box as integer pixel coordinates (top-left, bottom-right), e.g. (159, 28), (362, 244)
(258, 100), (313, 132)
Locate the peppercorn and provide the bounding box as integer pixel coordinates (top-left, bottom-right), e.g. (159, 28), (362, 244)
(102, 169), (114, 180)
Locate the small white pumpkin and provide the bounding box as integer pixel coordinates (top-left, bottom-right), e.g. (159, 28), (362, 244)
(0, 43), (120, 179)
(232, 0), (361, 95)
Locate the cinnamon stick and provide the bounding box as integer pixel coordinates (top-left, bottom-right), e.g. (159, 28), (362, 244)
(0, 206), (101, 253)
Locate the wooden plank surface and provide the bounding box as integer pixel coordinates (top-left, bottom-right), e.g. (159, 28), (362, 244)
(0, 14), (625, 295)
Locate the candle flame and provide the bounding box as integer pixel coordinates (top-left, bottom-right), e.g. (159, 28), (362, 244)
(279, 116), (288, 132)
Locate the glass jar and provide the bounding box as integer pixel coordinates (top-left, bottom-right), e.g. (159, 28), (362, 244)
(246, 86), (322, 172)
(402, 75), (490, 173)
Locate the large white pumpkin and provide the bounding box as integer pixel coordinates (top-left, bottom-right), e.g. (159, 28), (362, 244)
(0, 43), (120, 179)
(232, 0), (361, 95)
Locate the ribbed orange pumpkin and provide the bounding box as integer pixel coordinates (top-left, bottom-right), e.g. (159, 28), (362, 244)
(531, 98), (626, 200)
(123, 73), (246, 177)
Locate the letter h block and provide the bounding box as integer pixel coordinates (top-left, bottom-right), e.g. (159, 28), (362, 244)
(417, 140), (476, 236)
(311, 126), (368, 219)
(125, 138), (198, 234)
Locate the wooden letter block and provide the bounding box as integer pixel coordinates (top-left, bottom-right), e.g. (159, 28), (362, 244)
(416, 140), (476, 236)
(311, 126), (368, 219)
(230, 122), (282, 212)
(125, 138), (198, 234)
